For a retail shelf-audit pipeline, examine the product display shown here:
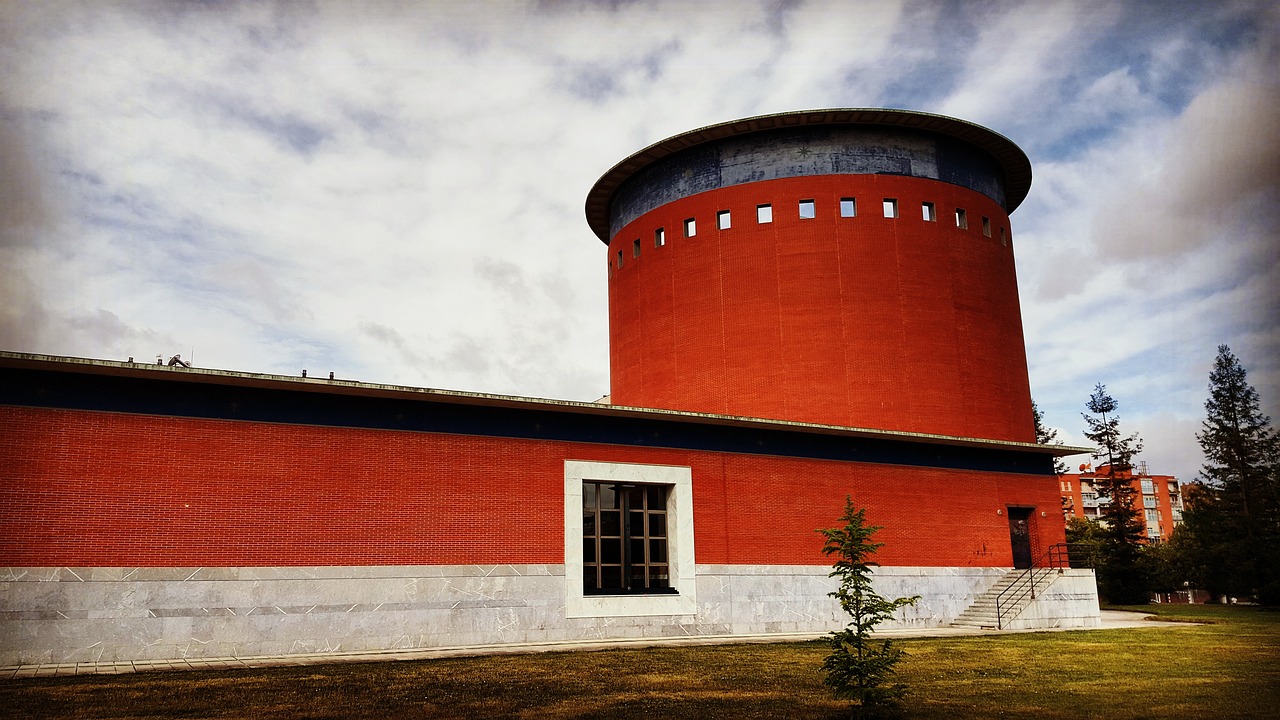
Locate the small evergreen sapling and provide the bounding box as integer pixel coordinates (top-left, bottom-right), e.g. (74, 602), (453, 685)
(817, 497), (920, 717)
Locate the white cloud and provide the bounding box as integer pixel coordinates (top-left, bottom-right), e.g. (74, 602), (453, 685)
(1017, 7), (1280, 482)
(936, 1), (1124, 129)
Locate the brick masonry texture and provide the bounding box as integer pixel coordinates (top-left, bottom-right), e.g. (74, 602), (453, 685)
(0, 110), (1096, 663)
(0, 405), (1064, 569)
(608, 174), (1033, 443)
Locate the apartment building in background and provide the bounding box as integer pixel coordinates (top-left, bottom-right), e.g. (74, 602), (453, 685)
(1060, 462), (1184, 542)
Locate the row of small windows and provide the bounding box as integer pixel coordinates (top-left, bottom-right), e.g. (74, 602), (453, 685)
(614, 197), (1009, 270)
(884, 200), (996, 238)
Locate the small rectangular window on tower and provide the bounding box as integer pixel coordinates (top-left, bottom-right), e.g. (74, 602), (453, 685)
(883, 199), (898, 218)
(717, 210), (731, 230)
(799, 199), (815, 219)
(633, 238), (641, 258)
(655, 227), (665, 247)
(684, 218), (696, 237)
(840, 198), (856, 217)
(955, 208), (968, 229)
(757, 204), (773, 224)
(615, 250), (623, 269)
(982, 217), (992, 237)
(922, 202), (936, 222)
(1000, 227), (1008, 246)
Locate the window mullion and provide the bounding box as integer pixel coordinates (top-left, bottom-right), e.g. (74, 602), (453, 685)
(621, 484), (633, 592)
(592, 488), (601, 592)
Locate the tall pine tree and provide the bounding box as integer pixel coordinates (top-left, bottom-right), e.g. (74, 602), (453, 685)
(1082, 383), (1148, 603)
(1191, 345), (1280, 603)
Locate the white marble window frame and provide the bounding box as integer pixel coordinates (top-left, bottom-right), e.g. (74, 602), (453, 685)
(564, 460), (696, 618)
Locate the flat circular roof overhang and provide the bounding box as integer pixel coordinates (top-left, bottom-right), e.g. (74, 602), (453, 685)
(584, 108), (1033, 243)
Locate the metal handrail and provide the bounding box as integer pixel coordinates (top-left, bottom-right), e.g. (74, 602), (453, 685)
(994, 569), (1046, 630)
(994, 543), (1096, 629)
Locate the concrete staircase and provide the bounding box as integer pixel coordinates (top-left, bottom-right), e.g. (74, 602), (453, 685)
(952, 568), (1062, 629)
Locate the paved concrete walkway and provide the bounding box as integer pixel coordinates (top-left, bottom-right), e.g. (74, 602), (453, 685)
(0, 611), (1174, 679)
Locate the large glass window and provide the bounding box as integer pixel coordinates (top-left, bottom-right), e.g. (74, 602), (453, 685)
(582, 482), (672, 595)
(564, 460), (695, 618)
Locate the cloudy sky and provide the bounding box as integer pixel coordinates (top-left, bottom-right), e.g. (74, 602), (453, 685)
(2, 0), (1277, 483)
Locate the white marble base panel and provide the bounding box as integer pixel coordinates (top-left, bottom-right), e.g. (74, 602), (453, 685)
(0, 564), (1099, 664)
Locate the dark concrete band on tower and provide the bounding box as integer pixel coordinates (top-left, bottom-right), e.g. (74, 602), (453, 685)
(587, 108), (1038, 443)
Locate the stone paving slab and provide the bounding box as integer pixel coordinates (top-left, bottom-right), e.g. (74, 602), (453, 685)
(0, 611), (1177, 679)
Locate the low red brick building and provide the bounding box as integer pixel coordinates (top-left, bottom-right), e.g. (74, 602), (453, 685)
(0, 109), (1097, 665)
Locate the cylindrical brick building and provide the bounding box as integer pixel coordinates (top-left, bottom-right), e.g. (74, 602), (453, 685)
(0, 110), (1092, 668)
(587, 109), (1036, 443)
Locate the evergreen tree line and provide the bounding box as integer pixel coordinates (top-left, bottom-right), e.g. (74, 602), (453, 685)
(1047, 346), (1280, 605)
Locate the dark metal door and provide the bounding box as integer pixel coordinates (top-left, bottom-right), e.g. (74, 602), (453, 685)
(1008, 507), (1033, 569)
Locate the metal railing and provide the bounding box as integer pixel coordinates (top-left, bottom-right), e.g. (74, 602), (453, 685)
(995, 543), (1097, 629)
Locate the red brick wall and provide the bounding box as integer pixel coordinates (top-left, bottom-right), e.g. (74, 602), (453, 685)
(608, 175), (1034, 443)
(0, 405), (1063, 567)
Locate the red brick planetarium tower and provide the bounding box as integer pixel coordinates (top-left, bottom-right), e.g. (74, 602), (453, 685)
(588, 109), (1035, 443)
(0, 109), (1096, 669)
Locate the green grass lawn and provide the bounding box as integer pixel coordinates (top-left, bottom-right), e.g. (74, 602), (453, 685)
(2, 604), (1277, 720)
